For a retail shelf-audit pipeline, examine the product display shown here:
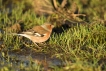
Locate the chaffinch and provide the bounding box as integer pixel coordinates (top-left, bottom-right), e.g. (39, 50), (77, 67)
(17, 23), (54, 43)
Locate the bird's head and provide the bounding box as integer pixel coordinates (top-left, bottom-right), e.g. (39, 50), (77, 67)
(41, 23), (54, 32)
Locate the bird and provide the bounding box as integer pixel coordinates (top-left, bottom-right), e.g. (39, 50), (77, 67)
(17, 23), (54, 44)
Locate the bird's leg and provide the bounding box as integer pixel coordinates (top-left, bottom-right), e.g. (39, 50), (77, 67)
(33, 42), (42, 49)
(40, 42), (47, 45)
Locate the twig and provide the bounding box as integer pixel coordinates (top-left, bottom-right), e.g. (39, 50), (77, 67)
(61, 0), (67, 8)
(53, 0), (58, 10)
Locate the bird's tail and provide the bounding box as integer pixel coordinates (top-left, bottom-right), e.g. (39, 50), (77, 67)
(6, 32), (31, 39)
(17, 34), (31, 39)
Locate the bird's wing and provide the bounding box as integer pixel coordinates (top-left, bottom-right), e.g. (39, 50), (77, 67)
(31, 26), (49, 34)
(20, 25), (49, 37)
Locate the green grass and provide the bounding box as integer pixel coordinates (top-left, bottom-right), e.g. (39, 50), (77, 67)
(48, 24), (106, 70)
(0, 0), (106, 71)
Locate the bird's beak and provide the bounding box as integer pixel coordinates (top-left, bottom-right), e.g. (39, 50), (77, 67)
(51, 25), (54, 28)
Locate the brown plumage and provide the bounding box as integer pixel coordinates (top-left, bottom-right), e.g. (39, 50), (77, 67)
(17, 23), (54, 43)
